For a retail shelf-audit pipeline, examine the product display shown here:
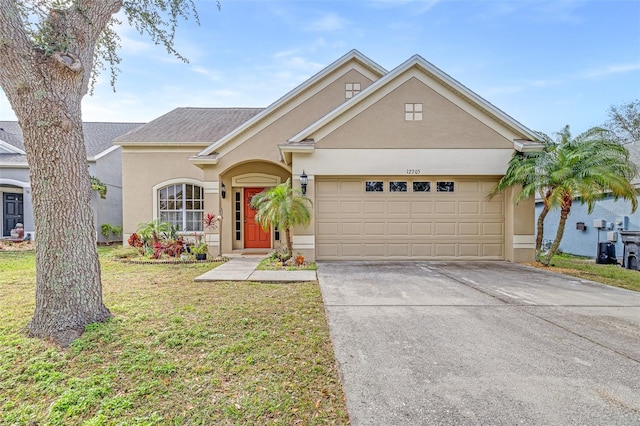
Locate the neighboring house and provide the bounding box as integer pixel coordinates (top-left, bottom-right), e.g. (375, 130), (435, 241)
(535, 142), (640, 260)
(0, 121), (143, 242)
(115, 50), (540, 262)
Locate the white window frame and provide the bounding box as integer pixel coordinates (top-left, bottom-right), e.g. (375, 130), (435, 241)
(152, 179), (204, 232)
(405, 103), (423, 121)
(346, 82), (361, 99)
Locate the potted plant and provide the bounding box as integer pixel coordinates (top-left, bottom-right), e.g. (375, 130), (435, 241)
(191, 243), (208, 260)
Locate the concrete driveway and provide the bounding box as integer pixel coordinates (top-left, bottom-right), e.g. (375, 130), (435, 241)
(317, 261), (640, 425)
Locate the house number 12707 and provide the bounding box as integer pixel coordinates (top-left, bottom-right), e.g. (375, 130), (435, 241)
(406, 169), (421, 174)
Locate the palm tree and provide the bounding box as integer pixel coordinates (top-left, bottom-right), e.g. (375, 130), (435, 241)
(491, 125), (638, 265)
(250, 178), (312, 260)
(489, 134), (558, 261)
(542, 127), (638, 265)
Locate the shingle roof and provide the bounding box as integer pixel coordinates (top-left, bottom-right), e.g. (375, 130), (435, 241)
(0, 122), (25, 151)
(113, 107), (264, 144)
(0, 121), (144, 159)
(0, 153), (27, 163)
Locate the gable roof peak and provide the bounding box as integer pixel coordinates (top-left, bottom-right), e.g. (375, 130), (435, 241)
(195, 49), (388, 157)
(288, 52), (539, 144)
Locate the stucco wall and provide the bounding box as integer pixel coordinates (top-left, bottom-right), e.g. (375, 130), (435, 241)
(316, 77), (515, 150)
(535, 196), (640, 259)
(121, 148), (205, 236)
(215, 69), (376, 171)
(93, 148), (124, 242)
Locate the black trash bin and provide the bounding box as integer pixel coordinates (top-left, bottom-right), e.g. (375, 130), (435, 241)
(620, 231), (640, 270)
(596, 242), (617, 264)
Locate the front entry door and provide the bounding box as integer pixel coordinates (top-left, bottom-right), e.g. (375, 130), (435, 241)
(244, 188), (270, 249)
(3, 193), (24, 237)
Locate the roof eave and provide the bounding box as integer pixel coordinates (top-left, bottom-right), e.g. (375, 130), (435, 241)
(278, 144), (315, 165)
(114, 141), (212, 147)
(189, 156), (219, 165)
(514, 139), (545, 152)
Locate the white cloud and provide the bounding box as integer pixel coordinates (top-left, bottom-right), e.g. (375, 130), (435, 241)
(580, 63), (640, 79)
(306, 13), (348, 32)
(191, 66), (223, 81)
(368, 0), (441, 14)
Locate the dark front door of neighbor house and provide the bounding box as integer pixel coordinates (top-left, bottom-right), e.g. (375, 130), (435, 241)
(3, 193), (23, 237)
(244, 188), (270, 249)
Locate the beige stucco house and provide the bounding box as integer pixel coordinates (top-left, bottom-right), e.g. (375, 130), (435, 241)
(115, 50), (540, 262)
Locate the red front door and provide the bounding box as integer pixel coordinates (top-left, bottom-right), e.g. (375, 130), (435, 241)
(244, 188), (271, 249)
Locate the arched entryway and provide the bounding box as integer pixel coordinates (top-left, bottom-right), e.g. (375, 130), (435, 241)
(218, 162), (290, 253)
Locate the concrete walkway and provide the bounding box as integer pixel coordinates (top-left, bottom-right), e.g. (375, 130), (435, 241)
(194, 256), (317, 282)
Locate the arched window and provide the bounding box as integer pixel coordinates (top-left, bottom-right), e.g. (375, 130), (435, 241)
(158, 183), (203, 231)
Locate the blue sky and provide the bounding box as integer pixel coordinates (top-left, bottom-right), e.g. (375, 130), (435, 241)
(1, 0), (639, 136)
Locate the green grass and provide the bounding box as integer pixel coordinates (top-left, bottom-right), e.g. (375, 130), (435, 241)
(537, 253), (640, 292)
(0, 247), (348, 425)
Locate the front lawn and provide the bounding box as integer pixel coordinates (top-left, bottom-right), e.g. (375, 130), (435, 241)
(0, 247), (348, 425)
(535, 253), (640, 292)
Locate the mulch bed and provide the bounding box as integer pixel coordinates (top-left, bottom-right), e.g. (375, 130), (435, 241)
(0, 241), (35, 251)
(114, 256), (227, 265)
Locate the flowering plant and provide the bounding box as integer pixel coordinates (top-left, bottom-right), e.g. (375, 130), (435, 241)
(202, 213), (220, 231)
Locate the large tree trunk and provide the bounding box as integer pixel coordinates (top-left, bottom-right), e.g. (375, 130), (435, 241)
(20, 88), (111, 347)
(0, 1), (118, 346)
(23, 109), (111, 347)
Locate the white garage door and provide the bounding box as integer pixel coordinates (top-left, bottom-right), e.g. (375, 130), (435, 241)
(315, 177), (504, 260)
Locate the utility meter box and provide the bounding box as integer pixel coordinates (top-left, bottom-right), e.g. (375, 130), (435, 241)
(607, 231), (618, 242)
(593, 219), (607, 229)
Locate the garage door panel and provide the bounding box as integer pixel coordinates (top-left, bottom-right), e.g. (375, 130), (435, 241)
(340, 201), (361, 214)
(483, 222), (504, 236)
(388, 201), (409, 215)
(365, 222), (386, 236)
(317, 179), (339, 195)
(341, 222), (362, 235)
(317, 243), (338, 257)
(411, 244), (432, 256)
(435, 201), (456, 215)
(483, 201), (503, 215)
(435, 243), (456, 257)
(458, 181), (479, 192)
(388, 243), (410, 256)
(459, 222), (480, 236)
(364, 201), (385, 214)
(482, 181), (500, 193)
(364, 244), (385, 256)
(318, 200), (339, 214)
(340, 180), (362, 193)
(483, 244), (504, 257)
(435, 222), (456, 236)
(316, 177), (504, 260)
(317, 222), (339, 235)
(389, 222), (409, 236)
(411, 201), (433, 215)
(459, 243), (481, 257)
(411, 222), (432, 235)
(459, 201), (480, 215)
(342, 244), (364, 256)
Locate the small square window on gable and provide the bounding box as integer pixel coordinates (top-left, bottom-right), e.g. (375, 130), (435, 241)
(405, 103), (423, 121)
(345, 82), (361, 99)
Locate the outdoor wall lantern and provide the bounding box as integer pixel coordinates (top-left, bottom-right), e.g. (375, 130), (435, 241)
(300, 170), (308, 195)
(221, 182), (226, 199)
